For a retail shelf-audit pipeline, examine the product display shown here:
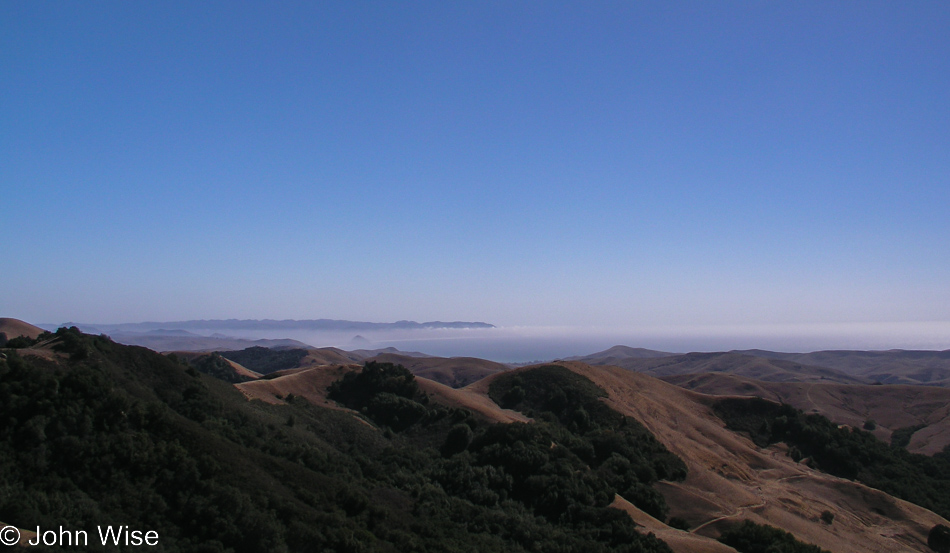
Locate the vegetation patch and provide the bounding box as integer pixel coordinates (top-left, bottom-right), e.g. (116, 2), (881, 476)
(714, 397), (950, 520)
(719, 520), (832, 553)
(218, 346), (308, 375)
(184, 352), (255, 383)
(890, 424), (926, 449)
(488, 365), (687, 519)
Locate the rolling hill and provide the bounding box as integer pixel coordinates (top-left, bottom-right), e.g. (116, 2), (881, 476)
(362, 352), (508, 388)
(234, 350), (950, 553)
(574, 350), (866, 385)
(211, 346), (506, 388)
(0, 318), (45, 343)
(735, 349), (950, 386)
(566, 344), (675, 362)
(491, 362), (948, 552)
(663, 372), (950, 455)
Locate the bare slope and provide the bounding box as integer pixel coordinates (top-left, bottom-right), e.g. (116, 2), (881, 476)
(236, 364), (360, 408)
(516, 362), (948, 553)
(664, 372), (950, 455)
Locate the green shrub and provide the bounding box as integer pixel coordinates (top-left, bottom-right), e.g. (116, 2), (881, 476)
(930, 524), (950, 553)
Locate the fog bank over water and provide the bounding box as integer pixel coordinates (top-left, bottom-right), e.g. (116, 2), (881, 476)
(230, 322), (950, 363)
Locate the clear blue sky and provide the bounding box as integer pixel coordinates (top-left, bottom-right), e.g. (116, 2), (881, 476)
(3, 1), (949, 332)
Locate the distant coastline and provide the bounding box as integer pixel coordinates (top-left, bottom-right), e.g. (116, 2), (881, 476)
(41, 319), (495, 334)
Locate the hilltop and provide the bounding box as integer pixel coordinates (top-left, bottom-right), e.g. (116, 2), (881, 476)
(0, 318), (45, 344)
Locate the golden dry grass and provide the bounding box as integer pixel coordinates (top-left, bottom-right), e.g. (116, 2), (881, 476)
(235, 364), (361, 409)
(416, 377), (529, 424)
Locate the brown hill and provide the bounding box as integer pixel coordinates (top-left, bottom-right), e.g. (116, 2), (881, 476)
(576, 351), (865, 385)
(363, 352), (508, 388)
(567, 345), (675, 362)
(0, 318), (46, 341)
(737, 349), (950, 386)
(664, 372), (950, 455)
(223, 358), (261, 380)
(297, 347), (366, 366)
(169, 351), (263, 381)
(236, 364), (360, 409)
(236, 363), (527, 424)
(415, 377), (530, 424)
(479, 362), (948, 553)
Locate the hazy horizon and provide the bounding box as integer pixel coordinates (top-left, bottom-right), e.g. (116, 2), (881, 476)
(3, 3), (948, 340)
(25, 317), (950, 363)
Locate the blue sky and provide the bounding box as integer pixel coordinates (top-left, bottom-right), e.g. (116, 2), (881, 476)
(3, 2), (949, 339)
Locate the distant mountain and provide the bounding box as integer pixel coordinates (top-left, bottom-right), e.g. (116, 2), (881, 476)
(349, 346), (434, 359)
(103, 333), (313, 352)
(567, 345), (675, 362)
(53, 318), (495, 334)
(734, 349), (950, 386)
(145, 328), (202, 336)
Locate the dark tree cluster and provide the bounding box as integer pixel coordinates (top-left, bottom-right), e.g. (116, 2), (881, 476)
(217, 346), (309, 375)
(186, 352), (255, 383)
(486, 366), (687, 519)
(719, 520), (832, 553)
